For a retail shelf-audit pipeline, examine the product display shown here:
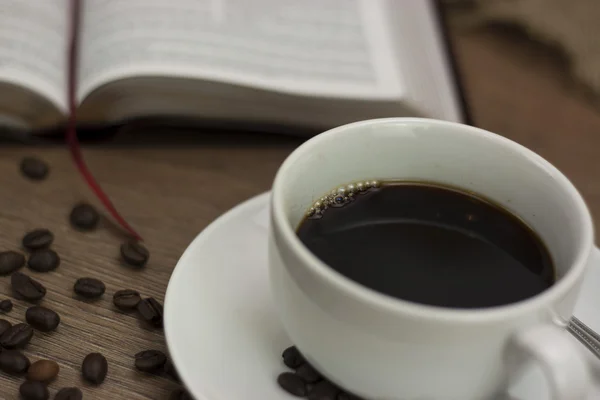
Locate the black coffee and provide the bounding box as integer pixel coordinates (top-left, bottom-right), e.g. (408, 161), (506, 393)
(297, 182), (554, 309)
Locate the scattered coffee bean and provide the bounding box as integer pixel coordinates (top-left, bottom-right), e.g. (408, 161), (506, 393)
(27, 359), (60, 382)
(54, 387), (83, 400)
(20, 157), (49, 181)
(28, 249), (60, 272)
(26, 306), (60, 332)
(278, 372), (308, 396)
(296, 363), (322, 383)
(169, 387), (193, 400)
(12, 272), (46, 302)
(81, 352), (108, 384)
(20, 380), (49, 400)
(282, 346), (305, 369)
(0, 323), (34, 349)
(22, 229), (54, 250)
(0, 250), (25, 275)
(121, 241), (149, 267)
(113, 289), (141, 310)
(70, 203), (100, 231)
(163, 359), (180, 382)
(0, 318), (11, 336)
(0, 299), (13, 312)
(134, 349), (167, 372)
(137, 297), (163, 327)
(74, 277), (105, 298)
(337, 392), (364, 400)
(0, 349), (30, 374)
(308, 381), (340, 400)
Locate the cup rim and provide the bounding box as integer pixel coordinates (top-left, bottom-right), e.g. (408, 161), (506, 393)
(271, 118), (594, 323)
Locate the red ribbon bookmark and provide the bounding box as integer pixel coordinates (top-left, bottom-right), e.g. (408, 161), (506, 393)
(67, 0), (142, 241)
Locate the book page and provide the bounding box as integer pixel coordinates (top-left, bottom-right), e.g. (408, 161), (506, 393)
(384, 0), (463, 123)
(0, 0), (68, 111)
(78, 0), (403, 101)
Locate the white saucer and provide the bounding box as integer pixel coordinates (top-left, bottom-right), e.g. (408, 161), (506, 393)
(164, 192), (600, 400)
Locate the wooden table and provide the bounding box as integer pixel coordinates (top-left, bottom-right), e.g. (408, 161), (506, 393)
(0, 29), (599, 399)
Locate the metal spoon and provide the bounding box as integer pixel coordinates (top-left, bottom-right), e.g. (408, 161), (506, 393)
(568, 316), (600, 359)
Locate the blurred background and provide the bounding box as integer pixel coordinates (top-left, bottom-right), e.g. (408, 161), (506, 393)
(2, 0), (597, 228)
(444, 0), (600, 230)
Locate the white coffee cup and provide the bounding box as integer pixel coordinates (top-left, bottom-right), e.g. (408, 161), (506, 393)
(268, 118), (595, 400)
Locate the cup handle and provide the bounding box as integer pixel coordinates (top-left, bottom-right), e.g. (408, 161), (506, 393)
(510, 324), (591, 400)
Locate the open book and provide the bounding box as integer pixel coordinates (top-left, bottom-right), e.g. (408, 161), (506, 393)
(0, 0), (466, 133)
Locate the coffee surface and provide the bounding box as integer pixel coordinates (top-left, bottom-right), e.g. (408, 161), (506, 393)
(297, 182), (554, 309)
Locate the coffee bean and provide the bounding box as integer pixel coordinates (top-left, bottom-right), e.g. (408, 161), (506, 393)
(70, 203), (100, 231)
(26, 306), (60, 332)
(12, 272), (46, 302)
(0, 349), (30, 374)
(121, 241), (149, 267)
(54, 388), (83, 400)
(278, 372), (308, 396)
(22, 229), (54, 250)
(113, 289), (141, 310)
(0, 319), (11, 336)
(137, 297), (163, 327)
(20, 157), (49, 181)
(27, 359), (60, 382)
(0, 251), (25, 275)
(308, 381), (340, 400)
(337, 392), (365, 400)
(163, 359), (180, 382)
(282, 346), (305, 369)
(134, 349), (167, 372)
(28, 249), (60, 272)
(81, 352), (108, 384)
(169, 388), (193, 400)
(74, 277), (105, 298)
(0, 299), (13, 313)
(20, 380), (49, 400)
(296, 363), (322, 383)
(0, 323), (34, 349)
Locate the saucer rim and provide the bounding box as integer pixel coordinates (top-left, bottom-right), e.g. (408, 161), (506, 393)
(164, 191), (270, 400)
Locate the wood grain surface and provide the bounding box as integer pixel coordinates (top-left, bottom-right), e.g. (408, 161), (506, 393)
(0, 29), (599, 399)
